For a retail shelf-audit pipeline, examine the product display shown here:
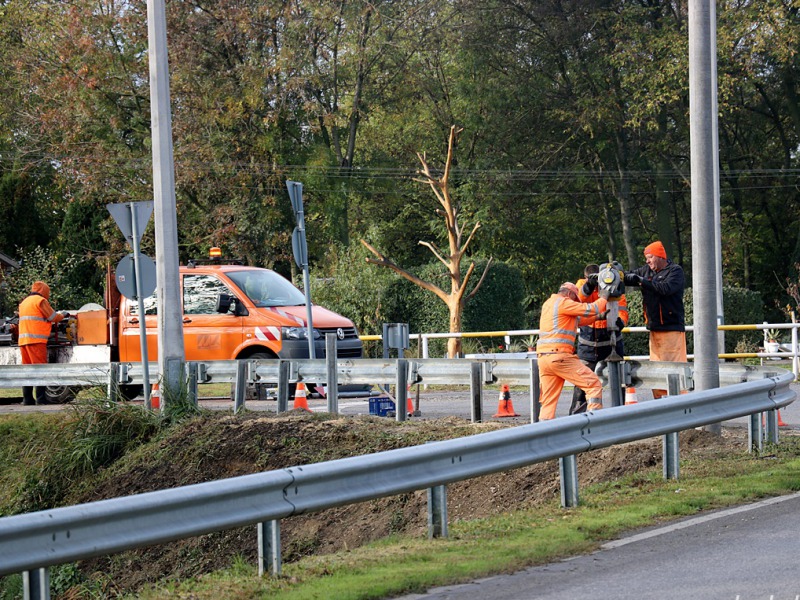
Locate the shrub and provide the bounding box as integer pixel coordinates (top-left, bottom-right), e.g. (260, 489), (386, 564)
(624, 286), (764, 357)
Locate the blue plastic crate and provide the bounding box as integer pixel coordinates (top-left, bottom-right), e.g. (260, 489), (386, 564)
(369, 397), (396, 417)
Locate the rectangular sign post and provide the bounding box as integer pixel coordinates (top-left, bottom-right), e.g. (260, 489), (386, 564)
(287, 181), (315, 359)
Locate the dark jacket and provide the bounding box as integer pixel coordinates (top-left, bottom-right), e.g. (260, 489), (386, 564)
(626, 261), (685, 332)
(576, 278), (627, 362)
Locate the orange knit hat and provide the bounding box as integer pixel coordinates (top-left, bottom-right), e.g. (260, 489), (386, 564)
(644, 241), (667, 259)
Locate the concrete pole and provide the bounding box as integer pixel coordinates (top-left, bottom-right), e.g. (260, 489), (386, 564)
(710, 0), (726, 360)
(147, 0), (185, 402)
(689, 0), (721, 432)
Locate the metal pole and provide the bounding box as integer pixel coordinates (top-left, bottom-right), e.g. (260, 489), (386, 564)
(277, 360), (290, 413)
(689, 0), (721, 433)
(470, 362), (482, 423)
(427, 484), (448, 539)
(130, 203), (152, 408)
(559, 455), (579, 508)
(147, 0), (185, 404)
(663, 374), (681, 480)
(396, 359), (407, 422)
(325, 333), (338, 414)
(257, 520), (281, 576)
(529, 357), (539, 424)
(234, 360), (247, 414)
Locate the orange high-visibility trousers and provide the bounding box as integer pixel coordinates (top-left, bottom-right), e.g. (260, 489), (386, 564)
(649, 331), (688, 398)
(538, 353), (603, 420)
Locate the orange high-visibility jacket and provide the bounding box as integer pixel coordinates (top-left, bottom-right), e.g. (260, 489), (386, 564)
(18, 293), (61, 346)
(537, 293), (608, 354)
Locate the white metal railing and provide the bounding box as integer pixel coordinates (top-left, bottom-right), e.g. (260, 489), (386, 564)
(360, 321), (800, 378)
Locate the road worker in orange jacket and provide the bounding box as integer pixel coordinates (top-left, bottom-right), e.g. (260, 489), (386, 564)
(569, 264), (629, 414)
(536, 282), (610, 420)
(18, 281), (67, 405)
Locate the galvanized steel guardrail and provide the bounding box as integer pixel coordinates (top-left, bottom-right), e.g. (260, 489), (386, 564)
(0, 371), (795, 582)
(0, 356), (784, 391)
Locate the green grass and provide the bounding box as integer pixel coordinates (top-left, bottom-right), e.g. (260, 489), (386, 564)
(132, 437), (800, 600)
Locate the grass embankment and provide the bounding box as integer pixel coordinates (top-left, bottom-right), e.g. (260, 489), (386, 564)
(2, 404), (800, 600)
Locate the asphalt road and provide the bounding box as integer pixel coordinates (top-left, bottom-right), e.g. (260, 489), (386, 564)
(2, 379), (799, 432)
(398, 492), (800, 600)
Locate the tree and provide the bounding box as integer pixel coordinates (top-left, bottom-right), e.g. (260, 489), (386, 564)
(361, 126), (492, 357)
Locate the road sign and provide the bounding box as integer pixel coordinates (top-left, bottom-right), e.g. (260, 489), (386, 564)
(292, 226), (307, 268)
(107, 202), (154, 246)
(287, 181), (303, 219)
(115, 254), (157, 300)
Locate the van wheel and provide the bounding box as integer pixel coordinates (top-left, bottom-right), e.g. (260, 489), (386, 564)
(44, 385), (80, 404)
(118, 384), (144, 401)
(243, 353), (296, 399)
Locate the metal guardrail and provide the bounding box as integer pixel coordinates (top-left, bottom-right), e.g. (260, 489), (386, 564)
(0, 357), (788, 391)
(0, 371), (794, 581)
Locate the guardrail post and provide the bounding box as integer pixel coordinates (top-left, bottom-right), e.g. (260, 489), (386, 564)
(107, 363), (120, 402)
(326, 333), (338, 414)
(748, 412), (763, 454)
(764, 372), (779, 444)
(427, 484), (448, 539)
(559, 454), (579, 508)
(257, 520), (281, 576)
(23, 567), (50, 600)
(185, 362), (199, 406)
(663, 374), (681, 480)
(277, 360), (290, 412)
(396, 359), (408, 422)
(469, 362), (482, 423)
(233, 360), (247, 414)
(530, 358), (540, 423)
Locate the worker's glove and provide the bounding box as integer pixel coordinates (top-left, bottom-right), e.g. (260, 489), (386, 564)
(623, 272), (642, 286)
(598, 288), (611, 300)
(583, 273), (598, 293)
(60, 311), (71, 319)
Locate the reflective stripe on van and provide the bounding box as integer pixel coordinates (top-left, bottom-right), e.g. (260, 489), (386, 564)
(255, 326), (281, 341)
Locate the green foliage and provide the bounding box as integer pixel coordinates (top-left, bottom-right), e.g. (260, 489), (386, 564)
(380, 259), (527, 356)
(309, 241), (396, 336)
(623, 286), (764, 356)
(13, 398), (161, 514)
(1, 246), (102, 316)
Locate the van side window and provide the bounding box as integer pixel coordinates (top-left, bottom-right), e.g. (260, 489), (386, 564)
(129, 293), (158, 316)
(183, 275), (236, 315)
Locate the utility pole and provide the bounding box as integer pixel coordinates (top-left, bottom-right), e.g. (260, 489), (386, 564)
(146, 0), (185, 402)
(689, 0), (721, 433)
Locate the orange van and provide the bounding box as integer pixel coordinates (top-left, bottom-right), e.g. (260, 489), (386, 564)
(115, 262), (363, 365)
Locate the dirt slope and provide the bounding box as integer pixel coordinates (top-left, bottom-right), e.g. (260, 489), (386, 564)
(70, 412), (744, 594)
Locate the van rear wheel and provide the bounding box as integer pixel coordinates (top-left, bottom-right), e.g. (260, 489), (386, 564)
(44, 385), (80, 404)
(242, 353), (296, 400)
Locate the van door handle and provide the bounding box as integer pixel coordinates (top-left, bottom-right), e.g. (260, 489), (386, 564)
(129, 318), (139, 325)
(183, 318), (192, 323)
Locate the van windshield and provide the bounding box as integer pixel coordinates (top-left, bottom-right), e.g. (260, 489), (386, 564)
(227, 269), (307, 307)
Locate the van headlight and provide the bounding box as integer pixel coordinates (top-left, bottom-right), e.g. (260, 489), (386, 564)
(282, 327), (322, 340)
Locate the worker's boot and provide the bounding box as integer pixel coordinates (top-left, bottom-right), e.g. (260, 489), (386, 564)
(22, 386), (35, 406)
(35, 387), (52, 405)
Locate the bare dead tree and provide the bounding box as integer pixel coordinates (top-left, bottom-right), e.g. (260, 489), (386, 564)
(361, 125), (493, 358)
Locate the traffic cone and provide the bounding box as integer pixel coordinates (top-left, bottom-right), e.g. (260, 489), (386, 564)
(150, 384), (160, 410)
(293, 382), (311, 412)
(762, 411), (789, 427)
(406, 386), (414, 417)
(625, 387), (638, 405)
(493, 384), (520, 418)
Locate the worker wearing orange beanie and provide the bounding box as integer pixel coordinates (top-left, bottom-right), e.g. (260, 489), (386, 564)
(623, 241), (686, 398)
